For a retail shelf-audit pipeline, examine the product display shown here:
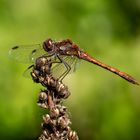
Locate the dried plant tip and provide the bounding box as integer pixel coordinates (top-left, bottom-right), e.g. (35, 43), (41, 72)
(50, 107), (60, 118)
(43, 114), (51, 124)
(58, 116), (71, 128)
(58, 105), (67, 115)
(42, 130), (50, 138)
(38, 134), (46, 140)
(31, 56), (79, 140)
(37, 91), (48, 108)
(39, 91), (48, 101)
(68, 130), (79, 140)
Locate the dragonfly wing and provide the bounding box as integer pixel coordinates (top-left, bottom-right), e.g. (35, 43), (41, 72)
(51, 56), (79, 79)
(30, 45), (48, 63)
(23, 65), (34, 78)
(9, 44), (46, 63)
(22, 56), (80, 79)
(71, 57), (80, 73)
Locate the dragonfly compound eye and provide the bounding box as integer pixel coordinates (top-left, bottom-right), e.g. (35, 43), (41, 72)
(43, 38), (53, 52)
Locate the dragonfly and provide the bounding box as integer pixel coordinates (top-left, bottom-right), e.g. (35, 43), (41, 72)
(9, 38), (139, 85)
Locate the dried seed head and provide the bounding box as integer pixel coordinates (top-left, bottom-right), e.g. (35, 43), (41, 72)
(38, 103), (48, 109)
(47, 76), (57, 87)
(37, 91), (48, 108)
(32, 56), (79, 140)
(38, 134), (46, 140)
(43, 130), (49, 138)
(36, 57), (48, 68)
(31, 70), (40, 82)
(39, 91), (48, 101)
(68, 130), (79, 140)
(58, 116), (71, 128)
(39, 76), (45, 82)
(44, 66), (51, 74)
(59, 106), (67, 115)
(43, 114), (51, 124)
(50, 107), (60, 118)
(36, 57), (45, 65)
(54, 82), (70, 99)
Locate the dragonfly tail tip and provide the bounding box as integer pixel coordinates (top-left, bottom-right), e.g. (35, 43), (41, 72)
(132, 80), (139, 85)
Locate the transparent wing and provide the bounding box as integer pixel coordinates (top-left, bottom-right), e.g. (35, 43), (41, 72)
(9, 44), (47, 63)
(51, 56), (80, 79)
(22, 56), (80, 79)
(23, 65), (34, 78)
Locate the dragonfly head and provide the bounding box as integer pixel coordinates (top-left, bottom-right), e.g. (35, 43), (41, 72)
(43, 38), (53, 52)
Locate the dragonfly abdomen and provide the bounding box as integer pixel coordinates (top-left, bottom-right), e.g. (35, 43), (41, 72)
(79, 51), (139, 85)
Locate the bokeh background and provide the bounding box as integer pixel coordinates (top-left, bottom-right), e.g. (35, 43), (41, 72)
(0, 0), (140, 140)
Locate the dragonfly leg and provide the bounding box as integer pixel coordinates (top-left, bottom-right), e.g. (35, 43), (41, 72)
(56, 55), (71, 81)
(41, 54), (71, 81)
(42, 53), (55, 58)
(42, 53), (62, 64)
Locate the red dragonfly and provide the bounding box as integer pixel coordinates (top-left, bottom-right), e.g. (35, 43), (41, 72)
(9, 38), (139, 85)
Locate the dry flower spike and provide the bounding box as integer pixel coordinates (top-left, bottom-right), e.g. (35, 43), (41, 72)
(31, 57), (79, 140)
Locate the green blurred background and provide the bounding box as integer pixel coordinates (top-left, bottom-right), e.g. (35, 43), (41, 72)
(0, 0), (140, 140)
